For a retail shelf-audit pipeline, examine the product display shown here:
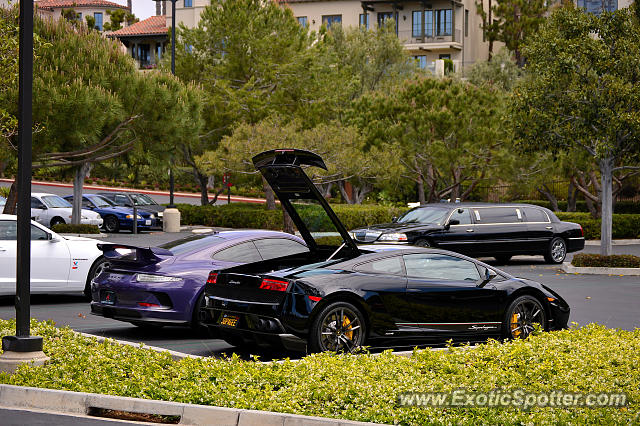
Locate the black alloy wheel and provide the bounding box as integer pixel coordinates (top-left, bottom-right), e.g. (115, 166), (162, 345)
(310, 302), (366, 353)
(50, 217), (65, 227)
(544, 237), (566, 264)
(414, 239), (431, 248)
(84, 257), (110, 299)
(104, 215), (119, 233)
(503, 295), (546, 339)
(494, 255), (512, 265)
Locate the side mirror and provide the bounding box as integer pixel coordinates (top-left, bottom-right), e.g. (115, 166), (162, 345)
(48, 234), (60, 243)
(391, 217), (398, 223)
(444, 219), (459, 230)
(478, 268), (497, 287)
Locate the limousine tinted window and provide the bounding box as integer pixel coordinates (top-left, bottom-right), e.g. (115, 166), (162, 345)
(523, 207), (549, 223)
(475, 207), (521, 224)
(449, 208), (472, 225)
(398, 207), (449, 224)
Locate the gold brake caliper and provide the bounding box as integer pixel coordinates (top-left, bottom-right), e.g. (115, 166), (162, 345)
(342, 316), (353, 340)
(511, 313), (521, 338)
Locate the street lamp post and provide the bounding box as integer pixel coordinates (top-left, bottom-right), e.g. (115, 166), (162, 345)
(0, 0), (49, 373)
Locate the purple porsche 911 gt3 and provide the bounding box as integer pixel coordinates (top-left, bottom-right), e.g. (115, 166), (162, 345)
(90, 230), (308, 331)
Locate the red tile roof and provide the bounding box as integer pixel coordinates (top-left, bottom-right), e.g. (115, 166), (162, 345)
(108, 15), (167, 37)
(37, 0), (129, 9)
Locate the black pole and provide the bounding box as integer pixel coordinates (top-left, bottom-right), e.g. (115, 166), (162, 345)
(2, 0), (44, 354)
(133, 205), (137, 234)
(168, 0), (176, 208)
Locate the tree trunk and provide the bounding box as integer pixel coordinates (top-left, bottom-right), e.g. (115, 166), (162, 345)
(282, 208), (294, 234)
(567, 181), (577, 212)
(488, 0), (493, 59)
(599, 157), (614, 256)
(351, 183), (373, 204)
(338, 181), (354, 204)
(417, 174), (426, 205)
(536, 184), (559, 211)
(262, 175), (276, 210)
(2, 181), (17, 215)
(72, 163), (91, 225)
(196, 172), (209, 206)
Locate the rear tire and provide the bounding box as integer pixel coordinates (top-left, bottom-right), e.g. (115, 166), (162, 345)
(104, 215), (119, 233)
(544, 237), (566, 264)
(502, 295), (546, 339)
(309, 301), (366, 353)
(84, 257), (110, 299)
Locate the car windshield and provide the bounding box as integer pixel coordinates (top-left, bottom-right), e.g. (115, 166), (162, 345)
(130, 194), (158, 206)
(41, 195), (72, 208)
(90, 196), (114, 208)
(397, 207), (449, 225)
(160, 234), (226, 256)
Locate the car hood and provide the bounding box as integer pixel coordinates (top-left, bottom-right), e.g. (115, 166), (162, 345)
(252, 149), (360, 256)
(350, 222), (443, 242)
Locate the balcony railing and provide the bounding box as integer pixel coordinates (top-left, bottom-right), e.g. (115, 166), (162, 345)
(397, 29), (462, 45)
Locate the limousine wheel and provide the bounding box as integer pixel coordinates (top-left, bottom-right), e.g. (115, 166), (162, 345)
(544, 237), (567, 264)
(414, 239), (431, 247)
(503, 295), (546, 339)
(310, 302), (366, 353)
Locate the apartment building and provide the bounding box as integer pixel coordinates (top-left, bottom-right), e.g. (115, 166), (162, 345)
(35, 0), (131, 31)
(108, 15), (168, 69)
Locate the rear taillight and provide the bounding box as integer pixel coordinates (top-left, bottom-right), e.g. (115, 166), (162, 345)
(260, 278), (289, 292)
(206, 272), (218, 285)
(580, 226), (584, 237)
(137, 302), (159, 307)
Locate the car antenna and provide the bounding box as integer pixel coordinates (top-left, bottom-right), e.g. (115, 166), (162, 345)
(326, 242), (346, 262)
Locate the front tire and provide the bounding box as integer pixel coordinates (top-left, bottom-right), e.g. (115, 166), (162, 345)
(502, 295), (546, 339)
(50, 217), (65, 227)
(103, 215), (119, 233)
(414, 239), (431, 247)
(544, 237), (566, 264)
(309, 301), (366, 353)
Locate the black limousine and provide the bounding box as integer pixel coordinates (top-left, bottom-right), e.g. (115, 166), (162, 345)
(350, 203), (585, 264)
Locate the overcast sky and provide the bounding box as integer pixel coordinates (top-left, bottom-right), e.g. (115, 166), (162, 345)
(113, 0), (157, 21)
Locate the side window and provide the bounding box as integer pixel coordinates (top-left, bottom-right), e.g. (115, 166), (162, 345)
(523, 207), (549, 223)
(114, 195), (129, 206)
(0, 220), (17, 240)
(475, 207), (521, 224)
(448, 208), (472, 225)
(31, 197), (46, 209)
(403, 253), (480, 282)
(30, 225), (49, 240)
(355, 256), (404, 275)
(212, 241), (262, 263)
(81, 197), (93, 208)
(254, 238), (309, 261)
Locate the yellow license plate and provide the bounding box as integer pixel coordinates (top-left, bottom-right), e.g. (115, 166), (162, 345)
(220, 314), (239, 327)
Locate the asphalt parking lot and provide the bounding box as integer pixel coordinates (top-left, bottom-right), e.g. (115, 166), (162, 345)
(1, 230), (638, 360)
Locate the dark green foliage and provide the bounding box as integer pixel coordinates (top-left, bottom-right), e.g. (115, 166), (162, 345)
(572, 253), (640, 268)
(517, 200), (640, 214)
(1, 319), (639, 424)
(556, 213), (640, 239)
(51, 224), (101, 234)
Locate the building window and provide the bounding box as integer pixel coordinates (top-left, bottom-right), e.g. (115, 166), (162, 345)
(94, 12), (103, 31)
(157, 44), (163, 59)
(359, 13), (369, 29)
(435, 9), (452, 36)
(425, 10), (433, 37)
(77, 12), (82, 20)
(296, 16), (308, 27)
(184, 0), (192, 7)
(577, 0), (617, 14)
(439, 54), (451, 59)
(322, 15), (342, 28)
(412, 11), (422, 37)
(414, 55), (427, 69)
(465, 9), (469, 37)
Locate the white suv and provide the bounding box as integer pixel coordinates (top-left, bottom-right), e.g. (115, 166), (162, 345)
(30, 193), (103, 229)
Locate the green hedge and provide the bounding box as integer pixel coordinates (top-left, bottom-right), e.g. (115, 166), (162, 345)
(517, 200), (640, 214)
(556, 213), (640, 240)
(51, 224), (101, 234)
(178, 203), (640, 240)
(572, 253), (640, 268)
(1, 319), (638, 424)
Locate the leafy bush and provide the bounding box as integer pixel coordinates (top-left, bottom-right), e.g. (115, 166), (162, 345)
(0, 319), (638, 424)
(51, 224), (101, 234)
(517, 200), (640, 214)
(178, 203), (639, 240)
(556, 213), (640, 240)
(572, 253), (640, 268)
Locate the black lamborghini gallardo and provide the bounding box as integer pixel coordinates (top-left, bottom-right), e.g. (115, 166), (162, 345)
(200, 149), (570, 353)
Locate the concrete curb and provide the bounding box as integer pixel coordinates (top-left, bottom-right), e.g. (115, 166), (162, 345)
(561, 262), (640, 276)
(584, 239), (640, 246)
(0, 384), (376, 425)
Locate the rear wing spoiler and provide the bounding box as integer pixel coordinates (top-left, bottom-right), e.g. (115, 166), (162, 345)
(97, 243), (173, 266)
(252, 149), (327, 171)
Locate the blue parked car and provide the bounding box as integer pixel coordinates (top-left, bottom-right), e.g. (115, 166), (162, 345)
(64, 194), (155, 233)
